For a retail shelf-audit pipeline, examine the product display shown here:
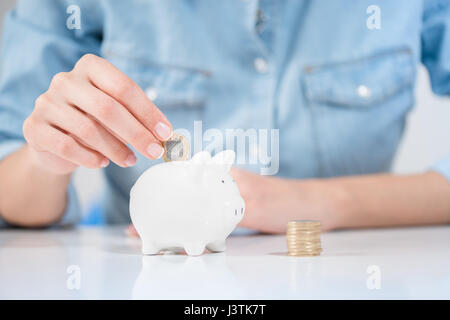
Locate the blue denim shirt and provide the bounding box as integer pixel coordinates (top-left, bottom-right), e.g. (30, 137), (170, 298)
(0, 0), (449, 226)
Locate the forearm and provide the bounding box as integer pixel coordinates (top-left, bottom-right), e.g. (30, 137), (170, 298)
(0, 144), (71, 227)
(325, 171), (450, 229)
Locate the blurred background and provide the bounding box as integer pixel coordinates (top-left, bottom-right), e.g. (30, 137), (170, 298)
(1, 1), (449, 222)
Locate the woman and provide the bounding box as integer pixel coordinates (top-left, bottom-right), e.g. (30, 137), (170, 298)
(0, 0), (449, 232)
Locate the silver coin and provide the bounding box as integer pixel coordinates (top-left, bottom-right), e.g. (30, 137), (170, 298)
(163, 133), (190, 162)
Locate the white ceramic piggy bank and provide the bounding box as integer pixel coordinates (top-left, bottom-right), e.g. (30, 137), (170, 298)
(130, 150), (245, 256)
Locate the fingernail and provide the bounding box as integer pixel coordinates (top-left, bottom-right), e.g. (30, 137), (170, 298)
(101, 159), (109, 168)
(124, 153), (137, 167)
(147, 143), (164, 159)
(154, 122), (173, 141)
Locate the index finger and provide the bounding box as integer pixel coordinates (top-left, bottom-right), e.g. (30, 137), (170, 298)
(75, 54), (173, 141)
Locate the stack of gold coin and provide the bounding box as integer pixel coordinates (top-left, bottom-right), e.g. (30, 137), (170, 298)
(286, 220), (322, 256)
(162, 132), (190, 162)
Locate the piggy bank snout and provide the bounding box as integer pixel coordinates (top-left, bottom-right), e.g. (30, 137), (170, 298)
(226, 196), (245, 221)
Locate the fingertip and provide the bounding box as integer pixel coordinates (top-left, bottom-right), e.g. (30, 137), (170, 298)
(126, 224), (139, 237)
(100, 158), (110, 168)
(154, 121), (173, 141)
(147, 142), (165, 159)
(124, 153), (137, 167)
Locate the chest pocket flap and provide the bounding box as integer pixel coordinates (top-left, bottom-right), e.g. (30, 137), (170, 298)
(303, 48), (415, 108)
(140, 66), (211, 110)
(107, 52), (212, 111)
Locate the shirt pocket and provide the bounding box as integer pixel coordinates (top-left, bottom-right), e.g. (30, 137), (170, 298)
(303, 47), (415, 108)
(116, 60), (212, 112)
(301, 47), (416, 177)
(104, 47), (212, 113)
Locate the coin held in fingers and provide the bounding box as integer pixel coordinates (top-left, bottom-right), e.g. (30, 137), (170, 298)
(162, 132), (190, 162)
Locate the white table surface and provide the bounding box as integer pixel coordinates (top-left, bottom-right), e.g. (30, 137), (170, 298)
(0, 225), (449, 299)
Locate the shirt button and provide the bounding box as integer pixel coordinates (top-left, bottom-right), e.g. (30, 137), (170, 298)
(254, 57), (269, 74)
(357, 85), (371, 98)
(146, 87), (158, 101)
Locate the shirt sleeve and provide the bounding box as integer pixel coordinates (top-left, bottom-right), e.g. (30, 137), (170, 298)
(421, 0), (450, 182)
(0, 0), (102, 227)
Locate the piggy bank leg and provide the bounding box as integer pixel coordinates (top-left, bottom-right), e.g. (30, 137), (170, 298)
(141, 241), (160, 255)
(184, 243), (205, 256)
(206, 240), (226, 252)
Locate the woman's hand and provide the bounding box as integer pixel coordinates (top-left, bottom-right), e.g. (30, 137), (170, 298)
(230, 169), (450, 233)
(23, 54), (173, 175)
(230, 168), (340, 233)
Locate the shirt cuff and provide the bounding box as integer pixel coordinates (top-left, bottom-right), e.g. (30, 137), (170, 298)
(53, 181), (81, 227)
(430, 157), (450, 182)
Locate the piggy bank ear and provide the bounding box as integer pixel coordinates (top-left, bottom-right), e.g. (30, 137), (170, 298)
(212, 150), (235, 171)
(191, 151), (212, 164)
(189, 151), (212, 178)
